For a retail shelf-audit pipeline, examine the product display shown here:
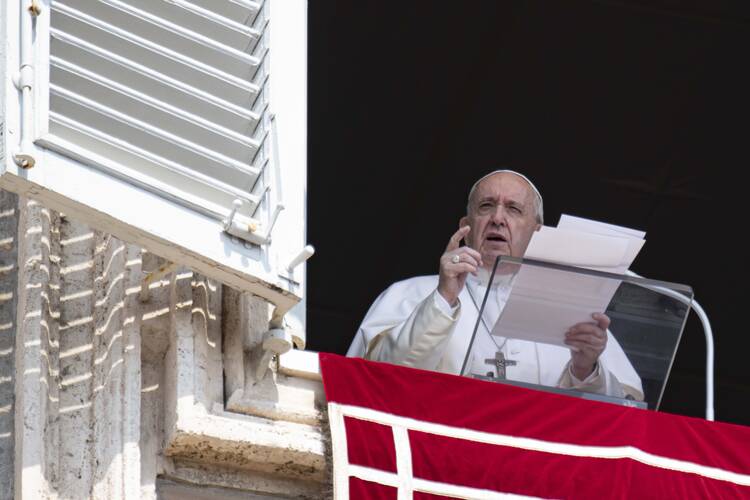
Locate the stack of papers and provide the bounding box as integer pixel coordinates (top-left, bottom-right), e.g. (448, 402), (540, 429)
(525, 214), (645, 274)
(491, 215), (645, 347)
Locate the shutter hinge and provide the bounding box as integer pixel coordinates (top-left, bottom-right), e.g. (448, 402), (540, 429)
(13, 1), (41, 169)
(223, 198), (284, 245)
(28, 0), (41, 16)
(222, 111), (285, 244)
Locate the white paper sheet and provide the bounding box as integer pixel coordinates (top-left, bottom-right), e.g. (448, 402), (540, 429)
(557, 215), (646, 273)
(558, 214), (645, 240)
(491, 215), (646, 346)
(523, 226), (630, 270)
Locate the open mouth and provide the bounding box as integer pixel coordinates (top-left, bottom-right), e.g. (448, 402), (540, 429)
(486, 234), (507, 243)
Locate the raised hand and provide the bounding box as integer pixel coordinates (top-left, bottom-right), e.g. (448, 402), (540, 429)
(437, 226), (482, 306)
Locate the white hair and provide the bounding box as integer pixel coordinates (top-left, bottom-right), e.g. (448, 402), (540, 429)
(466, 169), (544, 225)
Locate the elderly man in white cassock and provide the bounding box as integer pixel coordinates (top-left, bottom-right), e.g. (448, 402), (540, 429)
(347, 170), (643, 400)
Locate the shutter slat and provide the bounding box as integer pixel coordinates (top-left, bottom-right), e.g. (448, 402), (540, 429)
(39, 122), (258, 219)
(48, 121), (262, 221)
(48, 112), (262, 212)
(52, 4), (262, 97)
(47, 0), (268, 222)
(188, 0), (262, 25)
(120, 0), (262, 52)
(50, 59), (260, 160)
(50, 86), (260, 187)
(61, 0), (261, 72)
(50, 30), (261, 125)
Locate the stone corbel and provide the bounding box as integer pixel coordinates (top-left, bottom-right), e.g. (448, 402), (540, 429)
(222, 288), (325, 427)
(161, 279), (328, 497)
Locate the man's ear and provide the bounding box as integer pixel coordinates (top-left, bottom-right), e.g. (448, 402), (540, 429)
(534, 223), (542, 232)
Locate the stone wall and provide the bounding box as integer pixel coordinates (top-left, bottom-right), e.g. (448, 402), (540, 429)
(0, 191), (17, 500)
(0, 13), (12, 500)
(1, 192), (330, 499)
(13, 198), (142, 498)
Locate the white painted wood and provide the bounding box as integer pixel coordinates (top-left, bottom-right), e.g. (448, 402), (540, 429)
(0, 144), (300, 315)
(266, 0), (308, 336)
(44, 0), (265, 216)
(278, 349), (321, 381)
(1, 0), (309, 316)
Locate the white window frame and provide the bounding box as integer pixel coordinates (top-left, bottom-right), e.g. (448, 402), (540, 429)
(1, 0), (308, 319)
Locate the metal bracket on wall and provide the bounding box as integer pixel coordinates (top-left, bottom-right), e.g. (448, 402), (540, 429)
(223, 198), (284, 245)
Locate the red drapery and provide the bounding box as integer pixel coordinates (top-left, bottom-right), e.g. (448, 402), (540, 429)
(320, 353), (750, 499)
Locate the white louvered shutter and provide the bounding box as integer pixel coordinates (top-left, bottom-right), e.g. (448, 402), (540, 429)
(2, 0), (308, 320)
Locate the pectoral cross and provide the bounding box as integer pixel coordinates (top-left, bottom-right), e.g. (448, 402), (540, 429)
(485, 352), (516, 379)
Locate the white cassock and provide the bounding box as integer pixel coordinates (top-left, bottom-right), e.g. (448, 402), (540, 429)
(347, 270), (644, 400)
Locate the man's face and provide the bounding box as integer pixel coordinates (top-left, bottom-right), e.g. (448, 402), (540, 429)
(460, 173), (541, 269)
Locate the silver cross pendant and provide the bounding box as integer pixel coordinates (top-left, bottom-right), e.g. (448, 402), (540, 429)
(484, 351), (517, 379)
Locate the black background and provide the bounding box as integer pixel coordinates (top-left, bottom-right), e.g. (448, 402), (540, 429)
(306, 1), (750, 425)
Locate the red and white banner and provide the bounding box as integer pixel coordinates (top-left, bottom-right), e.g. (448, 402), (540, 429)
(320, 353), (750, 499)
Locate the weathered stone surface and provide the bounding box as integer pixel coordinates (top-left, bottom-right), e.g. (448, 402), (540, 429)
(156, 478), (286, 500)
(0, 190), (17, 500)
(166, 404), (326, 479)
(4, 197), (332, 499)
(223, 287), (273, 399)
(226, 367), (325, 427)
(0, 18), (13, 500)
(14, 199), (59, 498)
(161, 461), (329, 499)
(13, 198), (144, 499)
(163, 277), (329, 497)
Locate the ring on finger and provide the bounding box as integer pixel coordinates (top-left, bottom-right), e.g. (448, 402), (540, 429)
(451, 254), (461, 264)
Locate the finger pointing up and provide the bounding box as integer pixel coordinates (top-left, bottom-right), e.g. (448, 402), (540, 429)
(446, 226), (471, 252)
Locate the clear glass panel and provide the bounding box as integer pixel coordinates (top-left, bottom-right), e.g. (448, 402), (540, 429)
(460, 256), (692, 411)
